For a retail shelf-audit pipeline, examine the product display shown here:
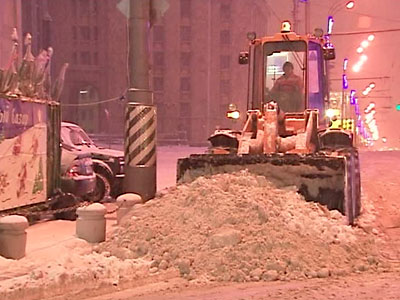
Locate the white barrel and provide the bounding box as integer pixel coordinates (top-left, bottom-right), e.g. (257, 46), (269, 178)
(0, 215), (29, 259)
(76, 203), (107, 243)
(116, 193), (142, 224)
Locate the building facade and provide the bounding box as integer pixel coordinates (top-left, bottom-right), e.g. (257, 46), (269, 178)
(151, 0), (270, 145)
(22, 0), (127, 134)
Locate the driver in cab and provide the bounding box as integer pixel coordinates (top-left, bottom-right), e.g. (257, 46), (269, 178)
(269, 61), (303, 112)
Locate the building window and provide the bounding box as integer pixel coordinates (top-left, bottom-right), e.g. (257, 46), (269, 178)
(180, 0), (191, 18)
(154, 77), (164, 91)
(180, 52), (191, 67)
(220, 79), (230, 94)
(220, 30), (231, 45)
(220, 55), (231, 69)
(80, 26), (91, 40)
(92, 0), (98, 14)
(154, 52), (164, 66)
(179, 102), (191, 117)
(220, 3), (231, 20)
(180, 26), (191, 42)
(72, 0), (78, 17)
(72, 26), (77, 40)
(93, 26), (98, 40)
(80, 51), (91, 65)
(180, 77), (191, 92)
(93, 52), (98, 65)
(153, 25), (165, 43)
(79, 0), (90, 16)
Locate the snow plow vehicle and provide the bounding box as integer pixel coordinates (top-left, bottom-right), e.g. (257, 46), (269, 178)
(177, 22), (361, 225)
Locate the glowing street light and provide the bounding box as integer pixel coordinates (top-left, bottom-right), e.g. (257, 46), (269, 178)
(346, 1), (355, 9)
(356, 47), (364, 53)
(352, 64), (361, 72)
(329, 0), (356, 17)
(361, 40), (369, 48)
(368, 34), (375, 41)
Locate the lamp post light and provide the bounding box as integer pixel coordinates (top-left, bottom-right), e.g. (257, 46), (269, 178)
(329, 1), (355, 16)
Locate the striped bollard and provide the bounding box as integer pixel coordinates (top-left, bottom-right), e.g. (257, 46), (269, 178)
(123, 103), (157, 201)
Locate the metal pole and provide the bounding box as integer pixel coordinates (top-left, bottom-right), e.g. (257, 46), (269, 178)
(305, 0), (310, 34)
(206, 0), (211, 139)
(127, 0), (151, 104)
(292, 0), (299, 32)
(123, 0), (156, 200)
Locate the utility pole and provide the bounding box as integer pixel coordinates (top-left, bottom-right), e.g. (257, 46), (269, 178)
(127, 0), (151, 104)
(304, 0), (310, 34)
(123, 0), (157, 201)
(292, 0), (300, 33)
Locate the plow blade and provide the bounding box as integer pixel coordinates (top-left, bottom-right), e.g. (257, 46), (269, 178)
(177, 151), (361, 225)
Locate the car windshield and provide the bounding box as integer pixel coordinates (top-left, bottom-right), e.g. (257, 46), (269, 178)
(68, 127), (93, 146)
(264, 40), (307, 112)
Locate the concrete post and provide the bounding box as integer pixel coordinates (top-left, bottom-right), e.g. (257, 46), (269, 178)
(116, 193), (143, 224)
(76, 203), (107, 243)
(0, 215), (29, 259)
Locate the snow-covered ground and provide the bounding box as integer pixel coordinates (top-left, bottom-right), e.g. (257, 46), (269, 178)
(0, 146), (206, 299)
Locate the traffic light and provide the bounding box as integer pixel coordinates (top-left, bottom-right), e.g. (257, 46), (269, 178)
(396, 104), (400, 111)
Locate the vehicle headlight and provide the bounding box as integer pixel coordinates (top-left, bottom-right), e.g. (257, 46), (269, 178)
(226, 110), (240, 119)
(326, 108), (339, 119)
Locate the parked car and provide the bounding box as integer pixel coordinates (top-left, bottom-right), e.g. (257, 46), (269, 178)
(60, 146), (96, 198)
(54, 146), (96, 220)
(61, 122), (124, 202)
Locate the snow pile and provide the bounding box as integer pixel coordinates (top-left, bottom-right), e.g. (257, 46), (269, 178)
(0, 237), (149, 300)
(99, 171), (383, 282)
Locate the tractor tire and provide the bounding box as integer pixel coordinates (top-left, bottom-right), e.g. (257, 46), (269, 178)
(91, 172), (112, 202)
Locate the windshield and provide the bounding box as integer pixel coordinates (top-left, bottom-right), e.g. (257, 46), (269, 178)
(264, 41), (307, 112)
(68, 127), (93, 146)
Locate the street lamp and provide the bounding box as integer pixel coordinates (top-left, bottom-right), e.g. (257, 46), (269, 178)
(329, 1), (355, 16)
(345, 1), (355, 9)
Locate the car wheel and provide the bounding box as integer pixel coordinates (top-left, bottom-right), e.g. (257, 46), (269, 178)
(91, 172), (112, 202)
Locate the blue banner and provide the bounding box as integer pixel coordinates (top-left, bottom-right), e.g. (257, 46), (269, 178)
(0, 98), (46, 139)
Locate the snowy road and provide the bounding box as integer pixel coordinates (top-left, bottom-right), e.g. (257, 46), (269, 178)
(96, 143), (207, 191)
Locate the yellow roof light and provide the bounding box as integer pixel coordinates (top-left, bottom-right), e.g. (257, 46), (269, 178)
(281, 21), (292, 33)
